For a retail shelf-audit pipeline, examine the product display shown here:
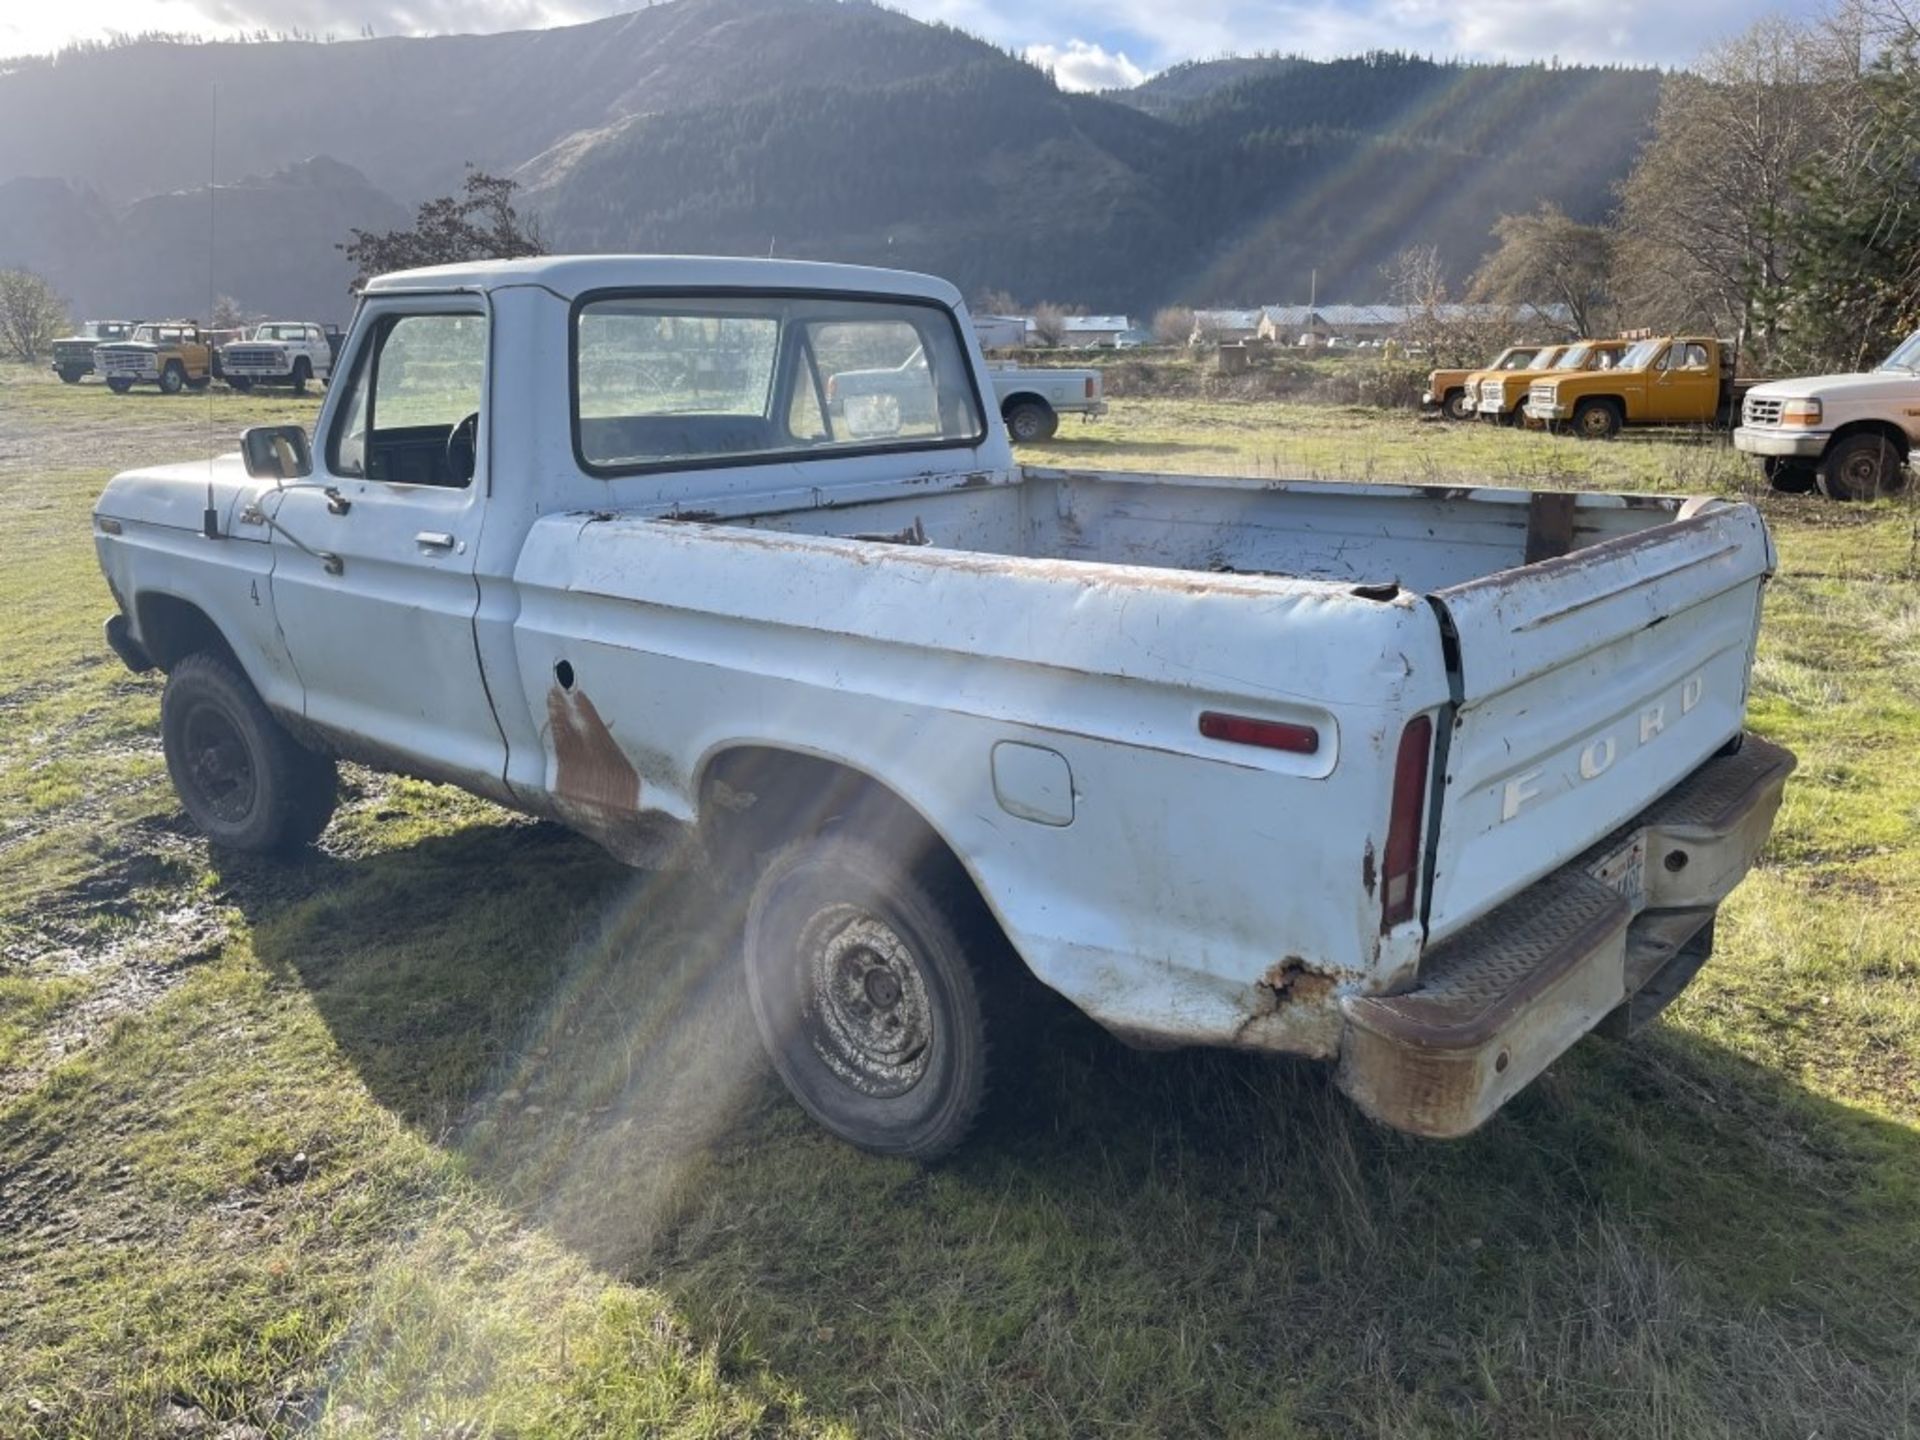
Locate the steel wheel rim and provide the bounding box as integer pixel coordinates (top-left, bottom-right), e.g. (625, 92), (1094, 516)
(181, 701), (257, 825)
(1842, 450), (1883, 498)
(797, 902), (934, 1098)
(1579, 407), (1610, 437)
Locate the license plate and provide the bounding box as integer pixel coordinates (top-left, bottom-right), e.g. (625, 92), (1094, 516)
(1590, 835), (1646, 910)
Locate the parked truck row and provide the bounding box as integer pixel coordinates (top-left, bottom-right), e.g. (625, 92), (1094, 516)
(51, 318), (344, 394)
(1429, 328), (1920, 500)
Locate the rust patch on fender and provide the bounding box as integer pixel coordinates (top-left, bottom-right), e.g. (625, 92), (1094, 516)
(1260, 957), (1338, 1008)
(1230, 956), (1345, 1052)
(547, 686), (640, 814)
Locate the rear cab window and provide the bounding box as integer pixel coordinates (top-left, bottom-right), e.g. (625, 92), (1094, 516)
(571, 292), (985, 475)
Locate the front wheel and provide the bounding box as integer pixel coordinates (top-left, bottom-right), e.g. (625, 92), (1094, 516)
(1572, 398), (1622, 440)
(185, 374), (211, 392)
(744, 835), (992, 1160)
(58, 366), (84, 384)
(226, 376), (253, 393)
(1817, 433), (1908, 502)
(106, 377), (133, 394)
(290, 357), (311, 394)
(1005, 401), (1058, 443)
(159, 362), (185, 395)
(161, 653), (338, 853)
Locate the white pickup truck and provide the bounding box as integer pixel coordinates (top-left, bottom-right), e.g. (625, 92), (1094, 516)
(1734, 329), (1920, 500)
(826, 347), (1106, 442)
(220, 322), (335, 393)
(93, 256), (1793, 1158)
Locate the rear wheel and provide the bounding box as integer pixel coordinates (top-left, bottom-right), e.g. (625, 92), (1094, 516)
(744, 834), (992, 1159)
(227, 376), (253, 393)
(1441, 388), (1471, 422)
(160, 653), (337, 853)
(1816, 432), (1908, 502)
(1763, 457), (1817, 494)
(106, 377), (133, 394)
(1005, 400), (1058, 443)
(159, 361), (185, 395)
(1572, 398), (1622, 440)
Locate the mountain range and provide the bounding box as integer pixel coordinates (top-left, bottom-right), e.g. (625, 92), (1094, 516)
(0, 0), (1663, 324)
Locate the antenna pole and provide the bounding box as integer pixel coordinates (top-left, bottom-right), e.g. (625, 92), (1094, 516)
(203, 83), (220, 540)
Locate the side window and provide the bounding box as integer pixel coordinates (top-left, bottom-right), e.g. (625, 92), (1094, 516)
(328, 312), (487, 487)
(574, 294), (984, 473)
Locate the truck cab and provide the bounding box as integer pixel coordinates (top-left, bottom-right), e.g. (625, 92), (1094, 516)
(1527, 335), (1744, 439)
(1734, 329), (1920, 500)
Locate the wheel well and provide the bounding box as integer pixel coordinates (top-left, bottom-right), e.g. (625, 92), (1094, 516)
(134, 593), (239, 673)
(699, 747), (964, 889)
(1574, 394), (1623, 412)
(1828, 419), (1910, 461)
(999, 392), (1050, 416)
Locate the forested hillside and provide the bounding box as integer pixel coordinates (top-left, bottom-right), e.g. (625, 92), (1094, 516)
(0, 0), (1662, 317)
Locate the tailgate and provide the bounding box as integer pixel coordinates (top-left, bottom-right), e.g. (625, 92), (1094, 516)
(1424, 501), (1775, 944)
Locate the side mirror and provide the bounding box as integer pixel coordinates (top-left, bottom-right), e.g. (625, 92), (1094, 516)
(241, 424), (312, 480)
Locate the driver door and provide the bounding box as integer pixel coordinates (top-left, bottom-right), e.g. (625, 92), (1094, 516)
(267, 298), (509, 796)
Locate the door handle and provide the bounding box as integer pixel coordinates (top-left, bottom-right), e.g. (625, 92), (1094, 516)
(415, 530), (456, 550)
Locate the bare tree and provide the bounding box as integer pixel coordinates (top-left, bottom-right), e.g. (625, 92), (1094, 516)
(0, 268), (68, 363)
(1610, 15), (1847, 363)
(211, 294), (248, 331)
(1386, 246), (1514, 366)
(1029, 302), (1068, 347)
(1151, 305), (1195, 345)
(1472, 205), (1610, 337)
(340, 168), (544, 290)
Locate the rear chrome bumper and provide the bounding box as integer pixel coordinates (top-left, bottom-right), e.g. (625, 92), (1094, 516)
(1336, 733), (1795, 1139)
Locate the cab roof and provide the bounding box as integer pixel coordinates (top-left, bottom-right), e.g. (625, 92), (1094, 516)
(361, 254), (964, 307)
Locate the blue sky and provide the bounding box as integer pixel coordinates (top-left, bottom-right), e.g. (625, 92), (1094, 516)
(2, 0), (1828, 82)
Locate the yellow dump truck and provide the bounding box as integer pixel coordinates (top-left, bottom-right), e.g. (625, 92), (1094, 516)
(1474, 339), (1632, 427)
(1526, 334), (1752, 439)
(1422, 345), (1546, 422)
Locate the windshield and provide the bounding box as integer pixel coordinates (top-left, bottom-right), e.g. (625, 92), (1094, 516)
(131, 326), (158, 343)
(1497, 348), (1540, 370)
(258, 324), (304, 341)
(1880, 331), (1920, 373)
(1618, 338), (1663, 370)
(1553, 344), (1592, 370)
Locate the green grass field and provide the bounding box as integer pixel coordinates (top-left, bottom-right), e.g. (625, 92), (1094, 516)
(2, 363), (1916, 1438)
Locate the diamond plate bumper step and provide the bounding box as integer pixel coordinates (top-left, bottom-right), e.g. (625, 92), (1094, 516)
(1336, 734), (1795, 1138)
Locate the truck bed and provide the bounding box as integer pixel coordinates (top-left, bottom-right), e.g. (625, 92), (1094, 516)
(657, 465), (1699, 595)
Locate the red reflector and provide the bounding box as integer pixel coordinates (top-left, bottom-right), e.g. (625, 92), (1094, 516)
(1382, 715), (1433, 930)
(1198, 711), (1319, 755)
(1085, 377), (1097, 399)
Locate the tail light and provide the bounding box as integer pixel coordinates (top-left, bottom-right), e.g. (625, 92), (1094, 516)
(1381, 716), (1433, 930)
(1085, 377), (1097, 399)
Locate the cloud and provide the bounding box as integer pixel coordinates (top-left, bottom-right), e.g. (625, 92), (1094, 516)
(1023, 38), (1147, 92)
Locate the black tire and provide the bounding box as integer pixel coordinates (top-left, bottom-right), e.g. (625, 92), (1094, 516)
(227, 376), (253, 393)
(290, 357), (311, 394)
(159, 361), (186, 395)
(161, 653), (337, 853)
(1763, 457), (1817, 494)
(1005, 401), (1058, 443)
(1572, 398), (1622, 440)
(744, 834), (991, 1159)
(57, 366), (84, 384)
(106, 377), (133, 394)
(1817, 432), (1908, 502)
(1440, 388), (1471, 422)
(185, 374), (211, 392)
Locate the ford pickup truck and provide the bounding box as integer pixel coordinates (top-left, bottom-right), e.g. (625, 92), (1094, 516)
(95, 321), (215, 395)
(220, 321), (335, 393)
(1733, 328), (1920, 500)
(50, 319), (135, 383)
(92, 256), (1793, 1159)
(1527, 334), (1754, 439)
(827, 348), (1105, 442)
